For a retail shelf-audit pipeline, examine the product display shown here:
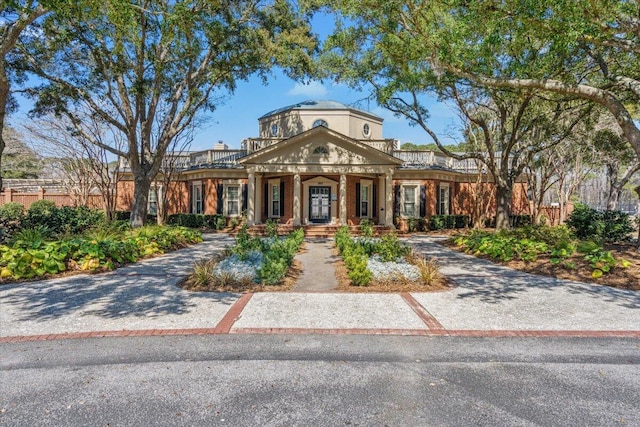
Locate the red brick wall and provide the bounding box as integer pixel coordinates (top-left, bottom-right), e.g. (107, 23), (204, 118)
(1, 190), (103, 209)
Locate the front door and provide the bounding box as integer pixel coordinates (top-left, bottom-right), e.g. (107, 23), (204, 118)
(309, 186), (331, 223)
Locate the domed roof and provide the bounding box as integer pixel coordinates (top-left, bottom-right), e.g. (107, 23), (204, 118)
(259, 100), (382, 120)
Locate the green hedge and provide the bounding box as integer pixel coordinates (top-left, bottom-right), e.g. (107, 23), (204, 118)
(1, 203), (105, 243)
(429, 215), (469, 230)
(167, 214), (227, 230)
(566, 204), (634, 242)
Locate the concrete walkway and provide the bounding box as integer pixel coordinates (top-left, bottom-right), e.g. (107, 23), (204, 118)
(0, 234), (638, 341)
(291, 239), (339, 292)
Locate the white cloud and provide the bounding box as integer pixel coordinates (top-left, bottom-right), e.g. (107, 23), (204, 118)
(287, 80), (328, 98)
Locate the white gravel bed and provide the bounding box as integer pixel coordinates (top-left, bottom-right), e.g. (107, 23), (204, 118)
(213, 250), (263, 281)
(367, 255), (420, 281)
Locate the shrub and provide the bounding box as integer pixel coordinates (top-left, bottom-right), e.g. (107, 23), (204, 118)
(429, 215), (469, 230)
(57, 206), (105, 235)
(360, 219), (374, 237)
(408, 253), (443, 286)
(0, 225), (202, 281)
(342, 244), (372, 286)
(376, 233), (410, 262)
(232, 225), (261, 260)
(0, 202), (25, 243)
(215, 216), (227, 230)
(265, 218), (280, 238)
(167, 213), (205, 228)
(256, 228), (305, 285)
(510, 215), (532, 228)
(191, 259), (217, 288)
(567, 204), (634, 242)
(25, 200), (61, 235)
(0, 202), (24, 223)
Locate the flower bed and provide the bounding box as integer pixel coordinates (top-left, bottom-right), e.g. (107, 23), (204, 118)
(0, 225), (202, 281)
(183, 225), (305, 291)
(335, 226), (445, 289)
(451, 226), (632, 279)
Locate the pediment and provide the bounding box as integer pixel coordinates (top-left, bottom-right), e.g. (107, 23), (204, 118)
(239, 127), (402, 166)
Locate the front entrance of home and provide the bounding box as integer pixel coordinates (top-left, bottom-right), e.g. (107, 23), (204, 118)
(309, 186), (331, 223)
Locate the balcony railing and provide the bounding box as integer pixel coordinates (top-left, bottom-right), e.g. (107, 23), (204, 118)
(119, 148), (490, 174)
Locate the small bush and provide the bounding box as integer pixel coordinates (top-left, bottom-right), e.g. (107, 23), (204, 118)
(376, 233), (410, 262)
(429, 215), (469, 230)
(0, 202), (24, 223)
(215, 216), (227, 230)
(360, 218), (374, 237)
(0, 202), (25, 243)
(408, 252), (443, 286)
(191, 259), (217, 288)
(567, 204), (634, 242)
(25, 200), (61, 234)
(265, 219), (280, 238)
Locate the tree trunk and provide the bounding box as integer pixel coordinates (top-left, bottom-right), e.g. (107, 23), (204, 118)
(495, 184), (512, 230)
(0, 62), (7, 192)
(606, 185), (621, 211)
(634, 186), (640, 248)
(130, 177), (151, 228)
(156, 186), (166, 226)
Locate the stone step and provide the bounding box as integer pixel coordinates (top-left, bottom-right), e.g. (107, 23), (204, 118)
(238, 224), (395, 238)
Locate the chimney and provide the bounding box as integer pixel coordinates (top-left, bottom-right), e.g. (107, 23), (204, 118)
(213, 140), (228, 150)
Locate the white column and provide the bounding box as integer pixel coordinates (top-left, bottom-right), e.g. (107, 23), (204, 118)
(385, 171), (393, 227)
(255, 174), (262, 224)
(339, 174), (347, 225)
(293, 173), (301, 226)
(378, 175), (386, 225)
(247, 172), (255, 225)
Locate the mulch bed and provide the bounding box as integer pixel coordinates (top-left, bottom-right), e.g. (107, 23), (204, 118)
(443, 240), (639, 291)
(179, 259), (302, 293)
(332, 248), (452, 293)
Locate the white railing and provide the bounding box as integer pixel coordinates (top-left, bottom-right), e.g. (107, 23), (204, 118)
(244, 138), (281, 153)
(362, 139), (394, 153)
(188, 150), (246, 166)
(393, 151), (435, 165)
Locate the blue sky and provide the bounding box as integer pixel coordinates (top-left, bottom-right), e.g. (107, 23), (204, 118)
(185, 76), (461, 151)
(7, 10), (462, 152)
(183, 11), (462, 151)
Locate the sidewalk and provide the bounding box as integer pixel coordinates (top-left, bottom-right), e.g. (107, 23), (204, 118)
(0, 234), (638, 342)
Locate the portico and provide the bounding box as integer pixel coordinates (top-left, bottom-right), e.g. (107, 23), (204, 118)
(240, 126), (401, 226)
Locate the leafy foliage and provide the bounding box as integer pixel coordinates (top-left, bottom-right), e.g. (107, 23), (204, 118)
(359, 218), (374, 237)
(451, 225), (631, 277)
(258, 228), (305, 285)
(167, 214), (227, 229)
(0, 225), (202, 281)
(265, 218), (280, 238)
(567, 204), (634, 242)
(335, 228), (417, 286)
(0, 202), (25, 242)
(429, 215), (469, 230)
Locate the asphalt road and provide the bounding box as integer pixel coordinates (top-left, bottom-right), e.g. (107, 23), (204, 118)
(1, 335), (639, 426)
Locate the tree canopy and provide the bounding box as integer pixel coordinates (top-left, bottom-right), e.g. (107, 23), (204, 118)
(16, 0), (316, 226)
(320, 0), (640, 156)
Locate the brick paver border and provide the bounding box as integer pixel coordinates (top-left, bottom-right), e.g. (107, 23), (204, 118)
(2, 328), (638, 343)
(400, 292), (445, 332)
(1, 291), (639, 343)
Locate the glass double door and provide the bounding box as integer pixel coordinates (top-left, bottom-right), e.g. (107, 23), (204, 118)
(309, 186), (331, 223)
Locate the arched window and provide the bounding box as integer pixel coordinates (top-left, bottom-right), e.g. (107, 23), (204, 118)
(312, 146), (329, 155)
(312, 119), (328, 128)
(270, 123), (278, 136)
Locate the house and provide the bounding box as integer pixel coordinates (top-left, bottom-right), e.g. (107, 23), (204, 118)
(116, 100), (528, 227)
